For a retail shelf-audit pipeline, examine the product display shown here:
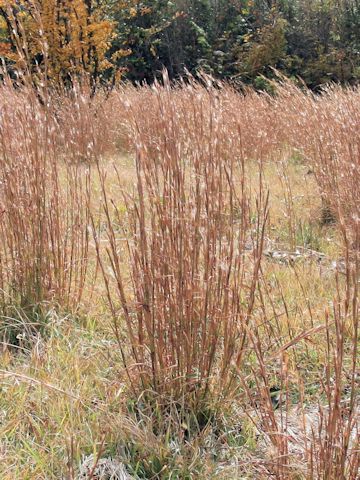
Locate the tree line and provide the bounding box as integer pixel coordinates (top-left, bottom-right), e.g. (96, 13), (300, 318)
(0, 0), (359, 89)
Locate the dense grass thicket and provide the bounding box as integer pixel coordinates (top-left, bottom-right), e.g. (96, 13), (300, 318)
(0, 78), (359, 479)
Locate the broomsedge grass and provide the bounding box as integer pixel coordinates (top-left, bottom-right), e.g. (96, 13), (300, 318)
(0, 81), (92, 316)
(92, 77), (269, 416)
(0, 69), (358, 479)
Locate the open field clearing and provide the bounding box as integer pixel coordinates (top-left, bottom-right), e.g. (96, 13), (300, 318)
(0, 79), (359, 480)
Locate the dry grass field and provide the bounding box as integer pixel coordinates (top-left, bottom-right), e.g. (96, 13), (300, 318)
(0, 77), (358, 479)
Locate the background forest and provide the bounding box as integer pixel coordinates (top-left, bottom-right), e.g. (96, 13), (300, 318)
(0, 0), (360, 89)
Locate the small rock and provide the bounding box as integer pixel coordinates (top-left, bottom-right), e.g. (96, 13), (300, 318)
(77, 454), (134, 480)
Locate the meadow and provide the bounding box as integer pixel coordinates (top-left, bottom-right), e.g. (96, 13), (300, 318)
(0, 77), (358, 479)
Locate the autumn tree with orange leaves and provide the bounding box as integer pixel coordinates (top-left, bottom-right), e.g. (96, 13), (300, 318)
(0, 0), (117, 85)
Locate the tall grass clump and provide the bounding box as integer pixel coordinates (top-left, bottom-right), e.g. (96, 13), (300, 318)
(242, 249), (359, 479)
(94, 79), (269, 420)
(0, 82), (91, 317)
(308, 87), (360, 251)
(274, 82), (360, 251)
(117, 75), (282, 165)
(54, 81), (118, 163)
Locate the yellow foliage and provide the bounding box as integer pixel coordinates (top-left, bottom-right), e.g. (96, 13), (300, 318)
(246, 17), (287, 74)
(0, 0), (115, 82)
